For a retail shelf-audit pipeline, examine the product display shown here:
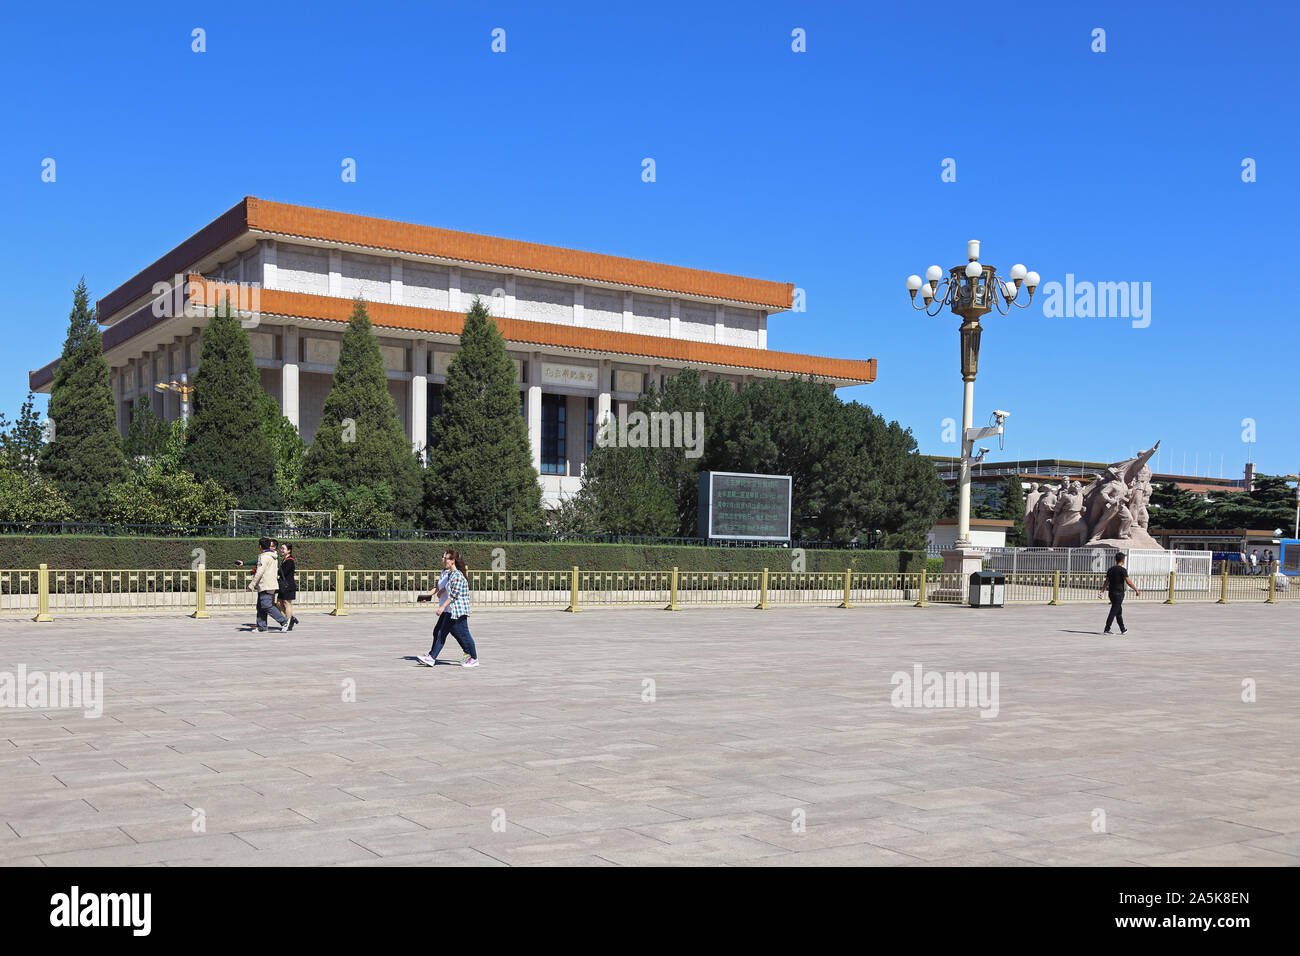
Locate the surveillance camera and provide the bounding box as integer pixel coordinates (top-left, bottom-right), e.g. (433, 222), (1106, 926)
(979, 446), (990, 455)
(993, 410), (1010, 420)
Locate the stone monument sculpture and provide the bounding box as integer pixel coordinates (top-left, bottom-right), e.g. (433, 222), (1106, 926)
(1023, 441), (1163, 549)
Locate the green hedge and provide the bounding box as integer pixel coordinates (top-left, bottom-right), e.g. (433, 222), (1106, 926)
(0, 535), (922, 574)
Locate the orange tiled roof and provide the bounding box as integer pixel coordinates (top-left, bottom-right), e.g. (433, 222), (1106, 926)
(97, 197), (794, 320)
(187, 278), (875, 384)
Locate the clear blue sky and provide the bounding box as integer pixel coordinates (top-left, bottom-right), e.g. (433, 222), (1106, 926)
(1, 0), (1295, 477)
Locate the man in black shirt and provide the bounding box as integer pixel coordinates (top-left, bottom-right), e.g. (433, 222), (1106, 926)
(1099, 552), (1140, 635)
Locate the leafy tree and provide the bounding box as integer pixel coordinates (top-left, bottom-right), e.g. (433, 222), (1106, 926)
(421, 299), (544, 531)
(123, 393), (169, 463)
(1206, 475), (1296, 531)
(575, 369), (945, 547)
(1148, 481), (1208, 528)
(1001, 475), (1026, 545)
(104, 467), (237, 527)
(38, 279), (130, 518)
(635, 369), (739, 536)
(181, 298), (281, 510)
(0, 470), (73, 523)
(298, 478), (399, 529)
(302, 299), (420, 523)
(0, 391), (49, 477)
(700, 375), (943, 546)
(562, 443), (677, 535)
(256, 391), (305, 508)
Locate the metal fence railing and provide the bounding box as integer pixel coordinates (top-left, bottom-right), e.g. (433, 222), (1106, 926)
(3, 565), (1294, 620)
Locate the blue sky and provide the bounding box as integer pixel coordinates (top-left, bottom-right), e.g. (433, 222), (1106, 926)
(1, 0), (1295, 477)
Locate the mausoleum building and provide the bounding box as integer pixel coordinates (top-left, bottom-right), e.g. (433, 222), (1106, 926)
(30, 198), (876, 506)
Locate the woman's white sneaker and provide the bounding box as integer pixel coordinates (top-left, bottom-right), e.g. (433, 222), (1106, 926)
(461, 658), (479, 668)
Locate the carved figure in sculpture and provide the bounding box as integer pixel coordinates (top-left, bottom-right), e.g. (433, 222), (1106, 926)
(1023, 482), (1041, 547)
(1130, 479), (1151, 532)
(1052, 480), (1089, 547)
(1088, 468), (1134, 543)
(1033, 484), (1060, 547)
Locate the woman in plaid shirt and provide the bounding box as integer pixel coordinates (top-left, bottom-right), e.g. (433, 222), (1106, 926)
(430, 549), (479, 668)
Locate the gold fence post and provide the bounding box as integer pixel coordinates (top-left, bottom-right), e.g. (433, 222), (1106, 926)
(1217, 566), (1229, 605)
(1266, 570), (1276, 604)
(34, 563), (52, 623)
(914, 569), (928, 607)
(1163, 570), (1177, 605)
(330, 564), (348, 616)
(1049, 570), (1060, 606)
(191, 566), (210, 619)
(566, 566), (581, 613)
(838, 568), (853, 609)
(755, 567), (770, 610)
(666, 567), (681, 611)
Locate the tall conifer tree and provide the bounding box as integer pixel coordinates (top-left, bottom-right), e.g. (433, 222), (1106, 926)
(422, 299), (543, 530)
(39, 279), (129, 519)
(301, 299), (420, 522)
(180, 298), (280, 510)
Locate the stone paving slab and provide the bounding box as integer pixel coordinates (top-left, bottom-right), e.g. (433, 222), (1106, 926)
(1, 602), (1297, 866)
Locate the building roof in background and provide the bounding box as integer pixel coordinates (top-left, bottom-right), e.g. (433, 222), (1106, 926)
(96, 197), (795, 322)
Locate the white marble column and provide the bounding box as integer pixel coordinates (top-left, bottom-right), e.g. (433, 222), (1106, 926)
(281, 325), (300, 429)
(410, 340), (428, 462)
(597, 360), (612, 452)
(527, 352), (542, 474)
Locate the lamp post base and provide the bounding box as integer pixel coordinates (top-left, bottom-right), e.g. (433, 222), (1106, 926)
(932, 544), (986, 604)
(942, 544), (986, 577)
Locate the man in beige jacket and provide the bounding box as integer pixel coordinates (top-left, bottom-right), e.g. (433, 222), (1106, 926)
(247, 537), (288, 632)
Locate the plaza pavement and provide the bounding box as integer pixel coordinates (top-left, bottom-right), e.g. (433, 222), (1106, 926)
(1, 602), (1297, 867)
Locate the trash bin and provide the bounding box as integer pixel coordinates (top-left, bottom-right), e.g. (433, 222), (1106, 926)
(969, 571), (1005, 607)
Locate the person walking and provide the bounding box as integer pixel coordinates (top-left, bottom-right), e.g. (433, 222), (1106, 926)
(276, 542), (299, 631)
(416, 550), (459, 666)
(1250, 549), (1260, 575)
(419, 548), (478, 668)
(1264, 549), (1275, 576)
(234, 539), (277, 569)
(1238, 547), (1248, 575)
(1098, 552), (1140, 635)
(247, 537), (288, 632)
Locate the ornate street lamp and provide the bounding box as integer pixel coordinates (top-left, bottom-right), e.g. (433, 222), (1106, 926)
(905, 240), (1039, 576)
(155, 372), (195, 424)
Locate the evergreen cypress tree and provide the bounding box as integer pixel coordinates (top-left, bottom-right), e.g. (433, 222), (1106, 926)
(301, 299), (420, 523)
(38, 279), (129, 519)
(422, 299), (544, 531)
(180, 297), (281, 511)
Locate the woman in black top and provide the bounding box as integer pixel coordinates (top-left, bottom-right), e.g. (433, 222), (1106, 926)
(276, 542), (299, 630)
